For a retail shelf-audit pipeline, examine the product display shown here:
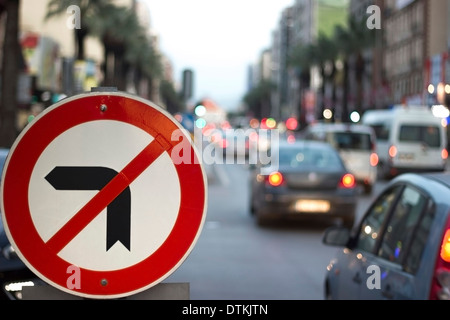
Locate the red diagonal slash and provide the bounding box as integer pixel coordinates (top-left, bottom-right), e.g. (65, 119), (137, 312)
(46, 135), (172, 254)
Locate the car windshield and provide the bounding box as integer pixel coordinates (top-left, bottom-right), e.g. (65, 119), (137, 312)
(277, 146), (343, 169)
(327, 132), (372, 151)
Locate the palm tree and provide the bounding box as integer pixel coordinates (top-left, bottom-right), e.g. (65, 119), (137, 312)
(120, 12), (162, 98)
(244, 80), (276, 119)
(313, 33), (339, 118)
(89, 4), (162, 92)
(288, 33), (338, 123)
(159, 79), (184, 115)
(289, 42), (315, 84)
(0, 0), (21, 148)
(334, 16), (376, 120)
(46, 1), (163, 99)
(288, 42), (315, 126)
(45, 0), (114, 61)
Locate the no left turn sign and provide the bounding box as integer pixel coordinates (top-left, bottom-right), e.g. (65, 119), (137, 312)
(0, 90), (207, 299)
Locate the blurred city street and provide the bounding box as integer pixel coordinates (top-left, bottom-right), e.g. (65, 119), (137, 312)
(1, 0), (450, 303)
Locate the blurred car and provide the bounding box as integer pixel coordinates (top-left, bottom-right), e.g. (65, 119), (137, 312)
(0, 148), (38, 300)
(302, 122), (378, 194)
(249, 140), (358, 227)
(322, 172), (450, 300)
(362, 106), (448, 179)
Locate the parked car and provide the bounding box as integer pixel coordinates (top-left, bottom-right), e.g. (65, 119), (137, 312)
(0, 148), (38, 300)
(322, 172), (450, 300)
(249, 140), (358, 227)
(302, 122), (378, 194)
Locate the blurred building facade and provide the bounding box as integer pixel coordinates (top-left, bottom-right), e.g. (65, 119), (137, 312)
(1, 0), (175, 129)
(248, 0), (350, 125)
(383, 0), (449, 107)
(248, 0), (450, 127)
(19, 0), (104, 102)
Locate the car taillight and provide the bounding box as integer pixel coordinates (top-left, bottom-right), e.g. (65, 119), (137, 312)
(430, 217), (450, 300)
(389, 145), (397, 158)
(442, 149), (449, 161)
(339, 174), (355, 189)
(267, 172), (284, 187)
(370, 153), (379, 167)
(287, 135), (296, 144)
(441, 229), (450, 262)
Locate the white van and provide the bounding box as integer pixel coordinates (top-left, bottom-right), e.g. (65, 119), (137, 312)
(362, 105), (448, 178)
(302, 123), (378, 194)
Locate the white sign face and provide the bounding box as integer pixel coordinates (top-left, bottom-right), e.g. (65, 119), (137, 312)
(29, 120), (181, 271)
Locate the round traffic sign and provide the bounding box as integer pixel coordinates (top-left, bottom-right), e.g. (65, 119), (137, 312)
(1, 91), (207, 299)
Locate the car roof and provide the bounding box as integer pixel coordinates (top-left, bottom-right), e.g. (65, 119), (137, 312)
(277, 139), (334, 149)
(306, 122), (375, 134)
(420, 172), (450, 189)
(276, 140), (343, 155)
(390, 172), (450, 202)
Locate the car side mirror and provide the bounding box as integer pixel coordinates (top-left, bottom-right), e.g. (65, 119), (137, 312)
(322, 226), (351, 247)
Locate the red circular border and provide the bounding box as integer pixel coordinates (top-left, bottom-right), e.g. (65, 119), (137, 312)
(1, 93), (207, 299)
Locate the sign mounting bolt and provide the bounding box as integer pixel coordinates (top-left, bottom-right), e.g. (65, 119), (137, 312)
(101, 279), (108, 286)
(100, 104), (107, 112)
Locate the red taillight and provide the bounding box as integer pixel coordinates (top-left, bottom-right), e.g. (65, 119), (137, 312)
(441, 229), (450, 263)
(287, 135), (296, 144)
(267, 172), (284, 187)
(370, 153), (379, 167)
(442, 149), (449, 161)
(430, 216), (450, 300)
(389, 145), (397, 158)
(339, 174), (355, 189)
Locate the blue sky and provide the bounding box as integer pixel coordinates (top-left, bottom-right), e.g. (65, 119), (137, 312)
(142, 0), (295, 112)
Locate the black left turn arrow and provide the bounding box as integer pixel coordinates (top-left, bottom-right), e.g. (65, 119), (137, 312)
(45, 167), (131, 252)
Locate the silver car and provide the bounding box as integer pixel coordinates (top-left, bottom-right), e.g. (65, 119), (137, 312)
(323, 172), (450, 300)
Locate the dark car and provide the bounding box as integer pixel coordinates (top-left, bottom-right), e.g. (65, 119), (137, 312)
(302, 122), (378, 195)
(323, 172), (450, 300)
(249, 140), (358, 227)
(0, 148), (38, 300)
